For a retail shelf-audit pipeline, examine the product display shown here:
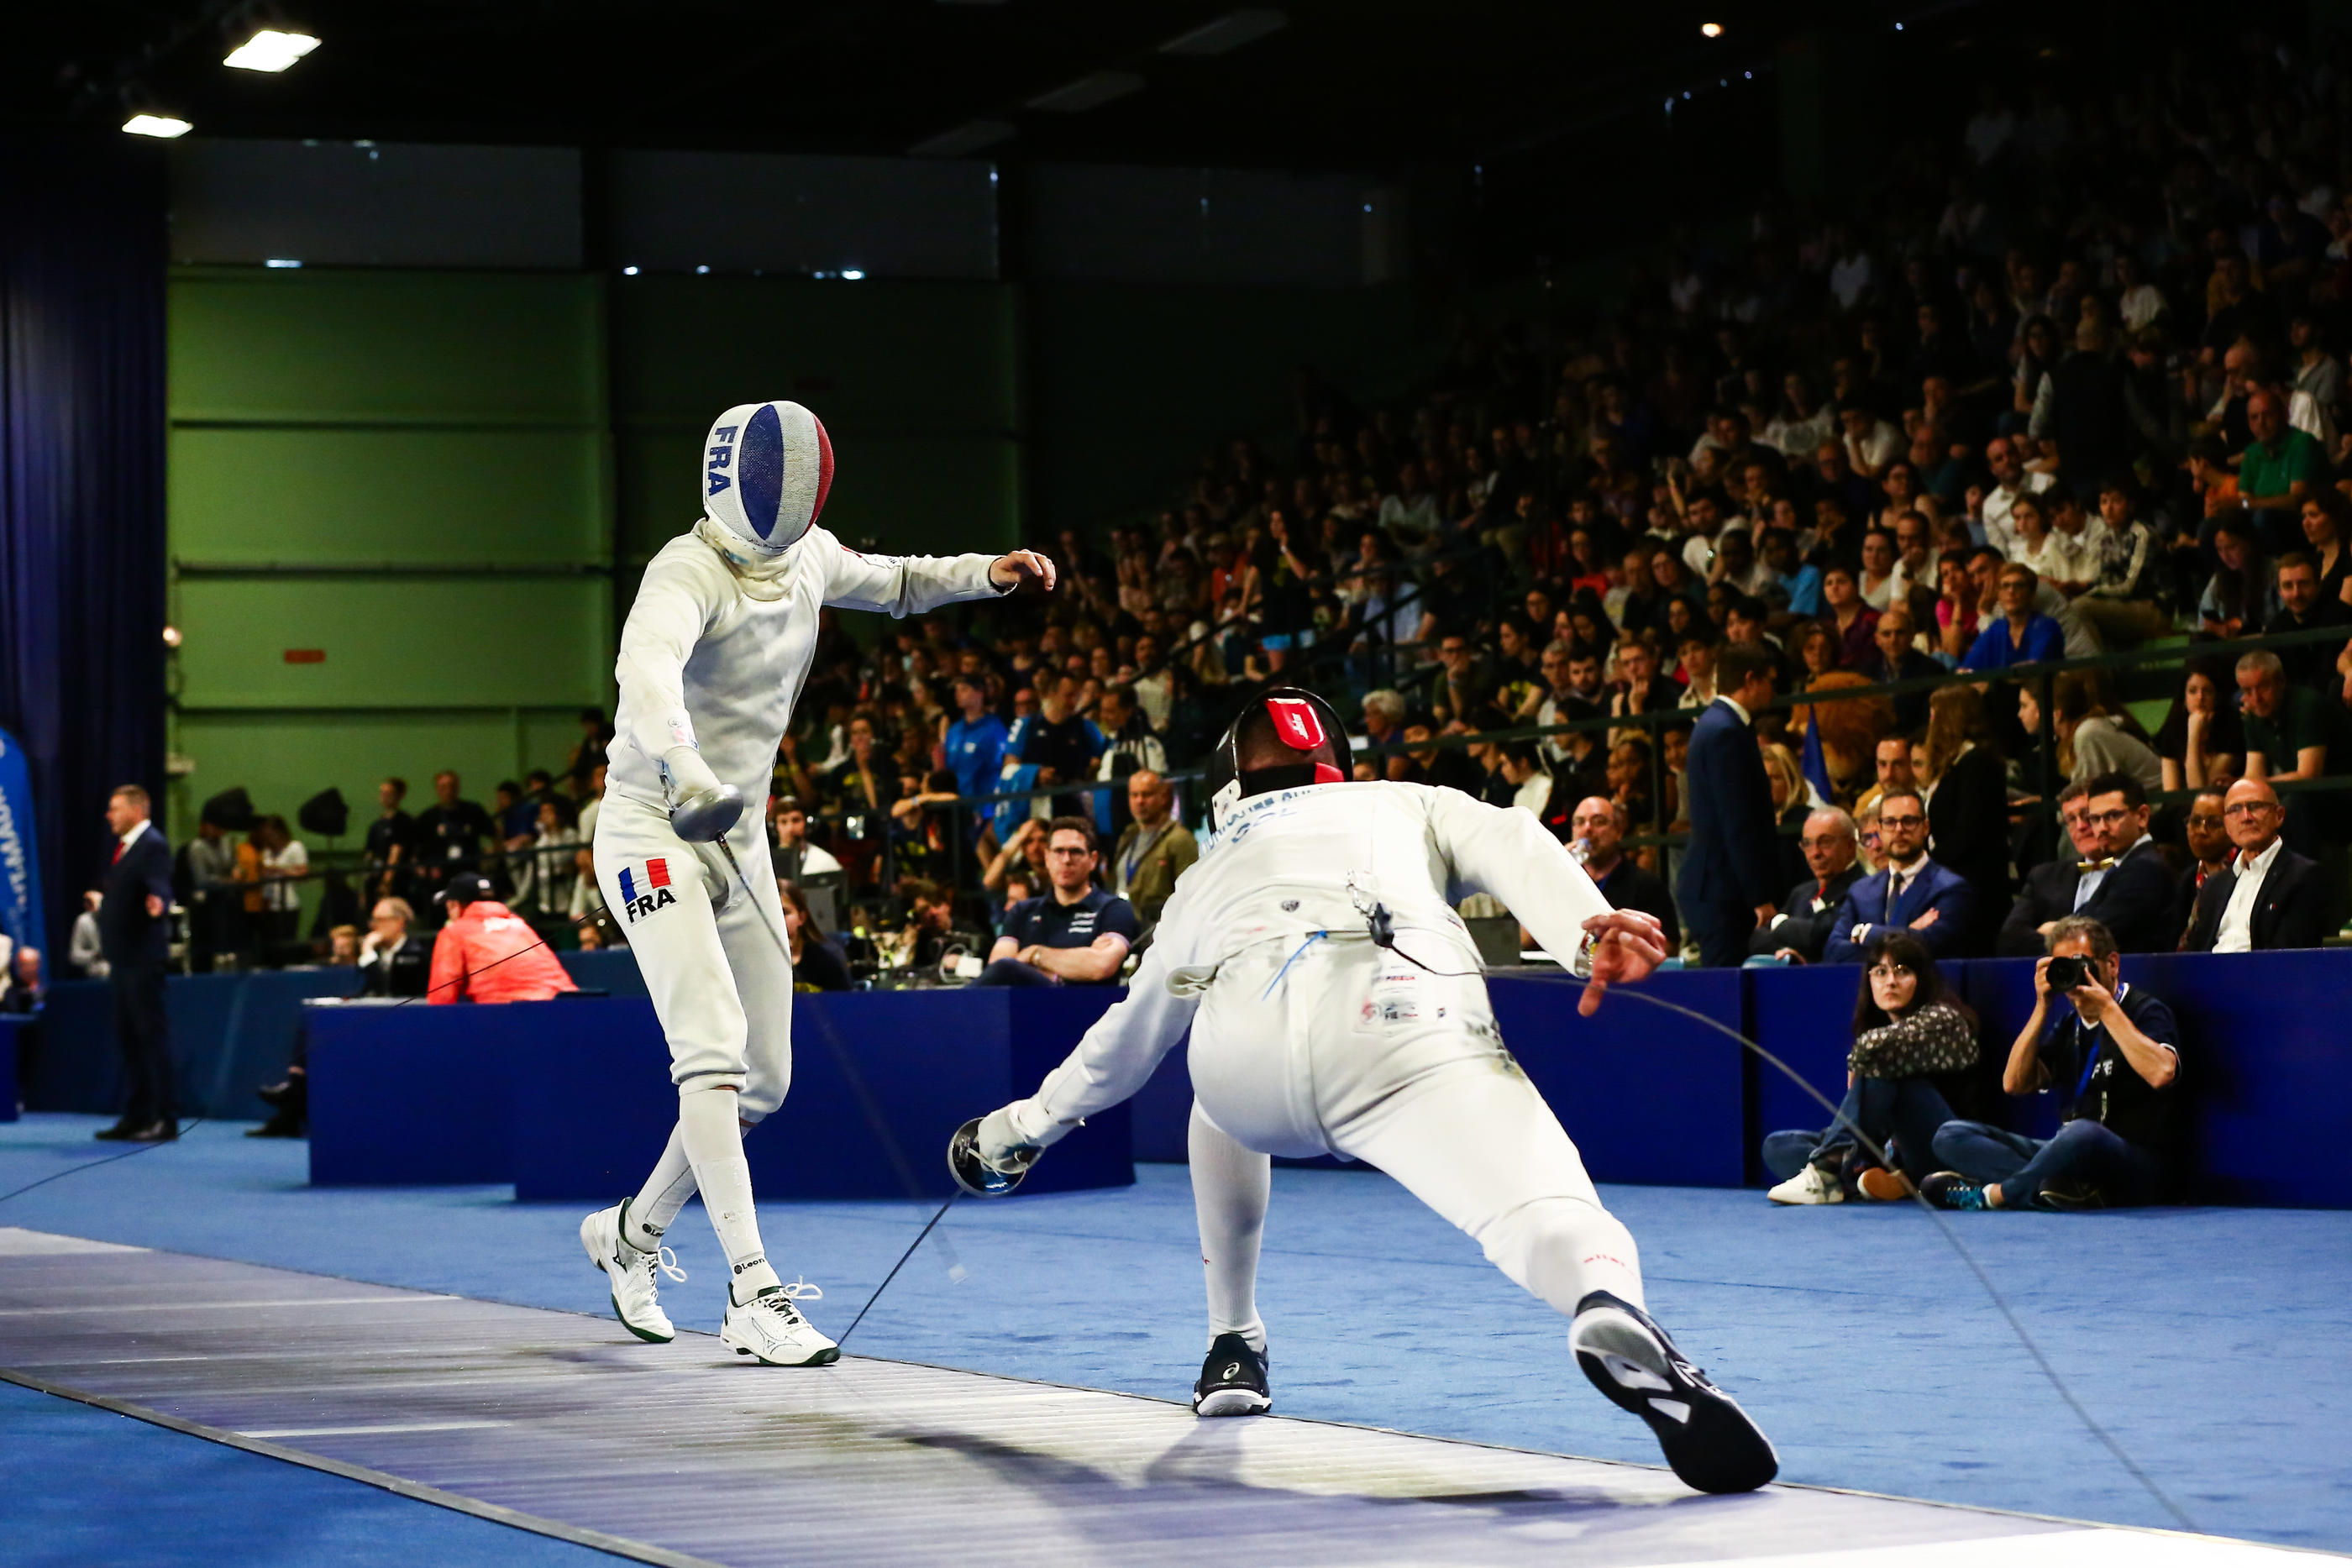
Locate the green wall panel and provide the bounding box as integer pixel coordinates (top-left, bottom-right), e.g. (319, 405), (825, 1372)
(171, 269), (604, 426)
(610, 277), (1017, 428)
(172, 579), (609, 710)
(171, 427), (608, 564)
(167, 708), (601, 863)
(620, 430), (1020, 561)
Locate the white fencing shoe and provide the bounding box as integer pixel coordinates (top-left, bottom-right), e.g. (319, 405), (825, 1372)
(581, 1199), (685, 1344)
(1766, 1164), (1844, 1205)
(721, 1281), (840, 1366)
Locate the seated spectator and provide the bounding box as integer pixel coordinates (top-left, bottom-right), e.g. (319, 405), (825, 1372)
(2070, 771), (2185, 952)
(1751, 806), (1865, 963)
(769, 797), (843, 883)
(0, 944), (43, 1015)
(2182, 779), (2329, 952)
(2153, 658), (2244, 793)
(2050, 672), (2162, 792)
(358, 897), (430, 998)
(978, 818), (1137, 987)
(1998, 784), (2100, 955)
(2265, 552), (2352, 692)
(2238, 648), (2352, 882)
(1109, 768), (1198, 930)
(780, 878), (853, 992)
(1924, 916), (2184, 1211)
(1853, 733), (1916, 822)
(1819, 564), (1879, 668)
(1823, 789), (1973, 962)
(1494, 741), (1555, 819)
(1863, 608), (1942, 733)
(2237, 389), (2327, 554)
(326, 925), (361, 966)
(1763, 931), (1980, 1204)
(1561, 794), (1678, 951)
(2179, 789), (2234, 913)
(427, 873), (578, 1004)
(2198, 514), (2275, 638)
(1960, 564), (2065, 670)
(2071, 477), (2169, 648)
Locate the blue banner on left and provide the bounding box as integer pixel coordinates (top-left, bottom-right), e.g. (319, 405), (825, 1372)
(0, 727), (47, 953)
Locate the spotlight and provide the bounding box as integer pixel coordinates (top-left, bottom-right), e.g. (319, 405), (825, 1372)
(840, 269), (865, 281)
(1700, 21), (1723, 38)
(622, 265), (639, 276)
(123, 113), (193, 139)
(224, 28), (320, 72)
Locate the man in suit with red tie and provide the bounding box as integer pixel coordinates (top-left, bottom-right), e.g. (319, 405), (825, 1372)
(97, 785), (176, 1142)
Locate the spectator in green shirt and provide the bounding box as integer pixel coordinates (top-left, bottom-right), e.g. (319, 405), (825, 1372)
(2237, 391), (2328, 555)
(2236, 648), (2352, 928)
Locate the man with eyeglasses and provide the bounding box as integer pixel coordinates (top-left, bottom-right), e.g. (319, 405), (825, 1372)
(2183, 779), (2328, 952)
(2044, 772), (2181, 954)
(2238, 648), (2352, 929)
(977, 816), (1138, 987)
(1997, 782), (2100, 955)
(1823, 789), (1972, 962)
(1750, 807), (1864, 963)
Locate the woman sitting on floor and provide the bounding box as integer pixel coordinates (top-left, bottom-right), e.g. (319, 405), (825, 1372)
(1761, 931), (1980, 1204)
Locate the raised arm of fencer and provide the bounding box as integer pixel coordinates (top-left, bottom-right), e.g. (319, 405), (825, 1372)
(1423, 788), (1668, 1015)
(819, 539), (1054, 618)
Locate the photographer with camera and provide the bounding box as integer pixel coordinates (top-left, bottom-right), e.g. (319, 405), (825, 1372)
(1922, 915), (2185, 1212)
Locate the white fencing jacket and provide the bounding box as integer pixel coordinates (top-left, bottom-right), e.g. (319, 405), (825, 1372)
(1005, 780), (1614, 1144)
(607, 527), (1004, 810)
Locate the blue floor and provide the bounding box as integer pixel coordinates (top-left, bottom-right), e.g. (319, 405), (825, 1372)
(2, 1114), (2347, 1556)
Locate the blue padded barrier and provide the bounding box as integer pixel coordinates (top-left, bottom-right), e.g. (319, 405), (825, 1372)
(309, 989), (1132, 1201)
(0, 1015), (24, 1120)
(1488, 968), (1749, 1188)
(29, 970), (363, 1119)
(1743, 963), (1869, 1184)
(307, 1000), (522, 1186)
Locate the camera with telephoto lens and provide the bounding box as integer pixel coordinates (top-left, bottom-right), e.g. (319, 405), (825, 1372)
(2045, 955), (2092, 992)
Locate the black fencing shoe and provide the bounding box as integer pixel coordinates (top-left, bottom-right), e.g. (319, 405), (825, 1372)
(1193, 1333), (1271, 1417)
(1571, 1292), (1777, 1494)
(2035, 1182), (2107, 1212)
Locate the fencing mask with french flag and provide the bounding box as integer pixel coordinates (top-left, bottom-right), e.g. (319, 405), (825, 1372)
(696, 401), (835, 590)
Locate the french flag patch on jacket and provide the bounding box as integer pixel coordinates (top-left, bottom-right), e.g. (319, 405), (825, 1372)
(618, 857), (676, 921)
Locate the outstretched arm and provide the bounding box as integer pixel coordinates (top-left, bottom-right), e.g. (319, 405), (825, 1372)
(821, 537), (1055, 616)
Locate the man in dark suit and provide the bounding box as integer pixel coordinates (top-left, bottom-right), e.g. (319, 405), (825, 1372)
(97, 784), (176, 1142)
(1998, 784), (2098, 956)
(2071, 772), (2187, 953)
(2183, 779), (2329, 952)
(1752, 806), (1866, 962)
(1674, 646), (1784, 967)
(1562, 794), (1679, 951)
(1824, 789), (1974, 962)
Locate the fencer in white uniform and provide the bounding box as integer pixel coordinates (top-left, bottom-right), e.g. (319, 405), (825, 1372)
(952, 690), (1777, 1493)
(580, 398), (1053, 1366)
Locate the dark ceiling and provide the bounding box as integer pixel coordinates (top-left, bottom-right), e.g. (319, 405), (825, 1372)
(14, 0), (1853, 170)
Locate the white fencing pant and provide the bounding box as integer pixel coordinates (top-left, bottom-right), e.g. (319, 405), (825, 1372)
(1185, 929), (1644, 1348)
(593, 790), (795, 1293)
(592, 790), (794, 1117)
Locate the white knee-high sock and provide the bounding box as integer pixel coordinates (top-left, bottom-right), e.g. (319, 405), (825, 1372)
(679, 1086), (780, 1302)
(625, 1123), (696, 1253)
(1189, 1101), (1271, 1354)
(1480, 1195), (1645, 1316)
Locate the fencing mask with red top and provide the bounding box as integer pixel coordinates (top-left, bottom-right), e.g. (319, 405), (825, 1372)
(694, 401), (835, 596)
(1204, 687), (1354, 830)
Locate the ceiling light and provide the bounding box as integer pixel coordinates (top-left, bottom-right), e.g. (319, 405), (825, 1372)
(264, 258), (302, 268)
(1025, 71), (1143, 113)
(622, 265), (639, 276)
(1159, 9), (1288, 56)
(1700, 21), (1724, 38)
(840, 270), (865, 281)
(224, 29), (320, 72)
(123, 113), (193, 139)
